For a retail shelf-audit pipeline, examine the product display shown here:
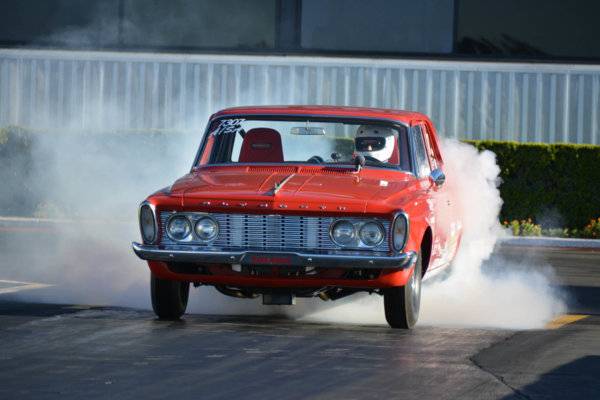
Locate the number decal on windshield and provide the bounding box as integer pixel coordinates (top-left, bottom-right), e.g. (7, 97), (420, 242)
(213, 119), (245, 136)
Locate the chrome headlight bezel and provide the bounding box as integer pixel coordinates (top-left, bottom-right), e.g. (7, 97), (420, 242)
(139, 202), (157, 244)
(358, 221), (386, 247)
(194, 216), (219, 242)
(166, 214), (193, 242)
(330, 219), (386, 249)
(392, 211), (409, 252)
(330, 220), (357, 247)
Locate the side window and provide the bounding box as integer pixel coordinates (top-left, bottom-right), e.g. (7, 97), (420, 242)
(421, 124), (438, 171)
(412, 126), (431, 178)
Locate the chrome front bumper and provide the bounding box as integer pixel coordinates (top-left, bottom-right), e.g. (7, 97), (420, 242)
(132, 242), (416, 269)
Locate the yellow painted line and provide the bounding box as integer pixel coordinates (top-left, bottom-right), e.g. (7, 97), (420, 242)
(0, 279), (53, 294)
(546, 314), (589, 329)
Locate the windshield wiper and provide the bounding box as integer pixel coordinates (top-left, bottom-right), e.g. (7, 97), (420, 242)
(324, 158), (395, 170)
(362, 156), (396, 169)
(363, 158), (387, 167)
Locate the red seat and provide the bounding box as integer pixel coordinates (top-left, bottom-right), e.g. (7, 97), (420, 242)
(238, 128), (284, 163)
(391, 134), (412, 171)
(388, 139), (400, 165)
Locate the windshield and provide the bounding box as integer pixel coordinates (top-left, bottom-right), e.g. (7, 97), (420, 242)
(198, 117), (411, 171)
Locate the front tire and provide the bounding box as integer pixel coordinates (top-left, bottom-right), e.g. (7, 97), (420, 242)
(383, 252), (422, 329)
(151, 273), (190, 320)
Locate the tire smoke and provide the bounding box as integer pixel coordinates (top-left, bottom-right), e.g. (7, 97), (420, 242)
(293, 139), (567, 329)
(419, 139), (567, 329)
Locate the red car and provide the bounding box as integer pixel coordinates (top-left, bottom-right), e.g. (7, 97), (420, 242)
(133, 106), (462, 328)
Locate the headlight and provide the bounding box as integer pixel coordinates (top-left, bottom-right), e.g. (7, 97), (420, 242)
(359, 222), (385, 247)
(331, 220), (356, 246)
(194, 216), (219, 241)
(392, 213), (409, 251)
(167, 215), (192, 241)
(139, 204), (156, 243)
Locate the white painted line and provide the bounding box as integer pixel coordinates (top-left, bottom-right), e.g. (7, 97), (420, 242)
(0, 279), (53, 294)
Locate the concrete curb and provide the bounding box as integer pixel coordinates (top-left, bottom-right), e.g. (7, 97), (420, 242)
(498, 236), (600, 250)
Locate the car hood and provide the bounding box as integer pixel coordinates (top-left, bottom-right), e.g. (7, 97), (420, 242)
(170, 166), (417, 214)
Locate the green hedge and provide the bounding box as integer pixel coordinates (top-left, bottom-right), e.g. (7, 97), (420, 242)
(467, 140), (600, 229)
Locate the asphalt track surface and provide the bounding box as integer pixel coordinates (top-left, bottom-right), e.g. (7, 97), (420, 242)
(0, 227), (599, 399)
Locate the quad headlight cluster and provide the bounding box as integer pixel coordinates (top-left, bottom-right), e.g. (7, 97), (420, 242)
(330, 219), (386, 248)
(329, 213), (408, 251)
(139, 203), (220, 244)
(166, 214), (219, 243)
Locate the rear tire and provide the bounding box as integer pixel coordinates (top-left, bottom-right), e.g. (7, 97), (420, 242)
(384, 252), (422, 329)
(151, 273), (190, 320)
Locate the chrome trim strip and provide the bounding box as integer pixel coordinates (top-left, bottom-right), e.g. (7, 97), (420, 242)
(132, 242), (416, 270)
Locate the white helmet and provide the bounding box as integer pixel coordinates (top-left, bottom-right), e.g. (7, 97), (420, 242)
(355, 125), (396, 162)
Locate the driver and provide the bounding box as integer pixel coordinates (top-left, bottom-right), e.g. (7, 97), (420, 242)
(354, 125), (396, 163)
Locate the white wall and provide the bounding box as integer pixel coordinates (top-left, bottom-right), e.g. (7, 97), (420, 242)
(1, 48), (599, 143)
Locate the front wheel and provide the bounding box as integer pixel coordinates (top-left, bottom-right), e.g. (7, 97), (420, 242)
(383, 252), (422, 329)
(151, 273), (190, 320)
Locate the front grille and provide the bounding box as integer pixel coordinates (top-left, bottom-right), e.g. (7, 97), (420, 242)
(159, 212), (390, 252)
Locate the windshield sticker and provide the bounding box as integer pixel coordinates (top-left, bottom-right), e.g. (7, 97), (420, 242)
(212, 119), (244, 136)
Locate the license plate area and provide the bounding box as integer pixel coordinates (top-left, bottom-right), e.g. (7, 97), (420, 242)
(248, 265), (304, 277)
(240, 253), (304, 277)
(240, 253), (302, 267)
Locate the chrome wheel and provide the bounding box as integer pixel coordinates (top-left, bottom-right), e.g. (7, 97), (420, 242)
(410, 259), (422, 316)
(383, 252), (422, 329)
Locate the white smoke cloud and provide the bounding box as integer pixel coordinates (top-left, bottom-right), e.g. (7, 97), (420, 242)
(418, 139), (567, 329)
(290, 139), (567, 329)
